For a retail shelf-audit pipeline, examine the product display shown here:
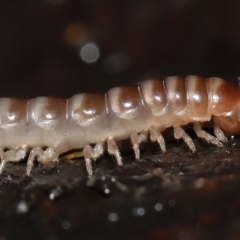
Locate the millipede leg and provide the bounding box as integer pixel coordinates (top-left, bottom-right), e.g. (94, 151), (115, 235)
(149, 126), (166, 153)
(214, 124), (228, 143)
(83, 142), (104, 175)
(0, 148), (5, 174)
(0, 147), (28, 175)
(174, 126), (196, 152)
(130, 130), (148, 159)
(26, 147), (59, 176)
(5, 147), (28, 163)
(107, 136), (122, 166)
(193, 123), (223, 147)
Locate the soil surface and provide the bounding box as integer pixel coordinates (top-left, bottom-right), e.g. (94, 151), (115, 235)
(1, 1), (240, 239)
(1, 135), (240, 240)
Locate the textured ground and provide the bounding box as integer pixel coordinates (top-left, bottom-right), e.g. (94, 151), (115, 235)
(1, 1), (240, 239)
(1, 134), (240, 240)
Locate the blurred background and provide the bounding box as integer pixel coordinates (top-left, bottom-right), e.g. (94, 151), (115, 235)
(0, 0), (240, 98)
(2, 2), (240, 239)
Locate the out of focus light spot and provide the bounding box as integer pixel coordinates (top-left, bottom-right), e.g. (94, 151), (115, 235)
(154, 203), (163, 211)
(104, 53), (129, 74)
(108, 213), (119, 222)
(104, 188), (110, 194)
(16, 200), (28, 214)
(80, 43), (100, 64)
(46, 0), (65, 5)
(61, 221), (71, 230)
(63, 23), (87, 46)
(169, 0), (188, 8)
(133, 207), (146, 216)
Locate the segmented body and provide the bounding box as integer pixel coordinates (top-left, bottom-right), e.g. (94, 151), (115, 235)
(0, 76), (239, 175)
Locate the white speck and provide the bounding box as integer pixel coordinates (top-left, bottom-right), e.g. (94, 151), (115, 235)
(80, 43), (100, 64)
(154, 203), (163, 211)
(193, 93), (200, 102)
(154, 95), (161, 102)
(101, 176), (106, 181)
(16, 200), (28, 214)
(133, 207), (145, 216)
(49, 193), (55, 200)
(123, 101), (132, 108)
(213, 94), (219, 103)
(111, 177), (116, 182)
(104, 188), (110, 194)
(62, 221), (71, 230)
(175, 92), (181, 100)
(108, 213), (119, 222)
(49, 189), (59, 200)
(83, 108), (96, 116)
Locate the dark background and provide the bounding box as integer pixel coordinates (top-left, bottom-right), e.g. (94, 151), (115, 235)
(1, 0), (240, 98)
(1, 1), (240, 240)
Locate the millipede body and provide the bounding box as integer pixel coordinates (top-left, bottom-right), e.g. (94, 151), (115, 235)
(0, 76), (239, 175)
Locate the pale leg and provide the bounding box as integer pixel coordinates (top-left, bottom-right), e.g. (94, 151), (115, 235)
(0, 147), (28, 174)
(130, 130), (148, 159)
(0, 148), (5, 174)
(83, 142), (104, 175)
(193, 122), (223, 147)
(174, 126), (196, 152)
(149, 126), (166, 153)
(107, 136), (122, 166)
(214, 124), (228, 143)
(26, 147), (59, 176)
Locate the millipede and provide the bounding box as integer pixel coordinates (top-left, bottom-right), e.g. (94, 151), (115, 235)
(0, 75), (239, 176)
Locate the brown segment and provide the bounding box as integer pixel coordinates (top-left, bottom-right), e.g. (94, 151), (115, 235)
(213, 109), (239, 134)
(73, 93), (105, 121)
(206, 78), (240, 115)
(108, 86), (141, 117)
(140, 80), (168, 115)
(165, 76), (187, 114)
(186, 76), (210, 119)
(40, 97), (66, 121)
(7, 98), (28, 124)
(119, 86), (140, 112)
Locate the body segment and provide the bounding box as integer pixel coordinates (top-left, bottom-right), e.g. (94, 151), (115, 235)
(0, 76), (239, 175)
